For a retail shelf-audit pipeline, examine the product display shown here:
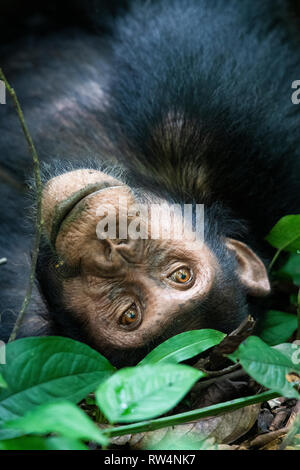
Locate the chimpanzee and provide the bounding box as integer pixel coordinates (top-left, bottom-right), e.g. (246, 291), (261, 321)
(0, 0), (300, 367)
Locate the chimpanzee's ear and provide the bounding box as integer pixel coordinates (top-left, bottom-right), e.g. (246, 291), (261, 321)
(225, 238), (271, 297)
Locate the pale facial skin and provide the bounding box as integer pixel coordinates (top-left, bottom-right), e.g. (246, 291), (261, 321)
(41, 169), (270, 356)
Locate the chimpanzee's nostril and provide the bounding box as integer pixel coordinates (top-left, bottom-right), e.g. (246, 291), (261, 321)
(105, 245), (112, 261)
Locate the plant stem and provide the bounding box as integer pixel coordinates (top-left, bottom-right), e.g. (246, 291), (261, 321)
(0, 69), (43, 342)
(102, 390), (279, 438)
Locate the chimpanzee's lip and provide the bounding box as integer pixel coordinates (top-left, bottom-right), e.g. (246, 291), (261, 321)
(50, 182), (123, 247)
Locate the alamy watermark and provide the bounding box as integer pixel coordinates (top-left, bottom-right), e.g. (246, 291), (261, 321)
(291, 80), (300, 104)
(95, 198), (204, 243)
(0, 80), (5, 105)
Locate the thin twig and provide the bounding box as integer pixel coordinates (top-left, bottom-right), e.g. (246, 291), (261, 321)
(192, 365), (243, 393)
(0, 69), (43, 342)
(268, 248), (282, 272)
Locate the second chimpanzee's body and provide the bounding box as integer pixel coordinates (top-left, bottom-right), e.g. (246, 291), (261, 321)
(0, 0), (300, 366)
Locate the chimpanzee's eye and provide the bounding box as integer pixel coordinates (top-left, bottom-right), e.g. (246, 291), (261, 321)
(169, 267), (192, 284)
(120, 304), (140, 327)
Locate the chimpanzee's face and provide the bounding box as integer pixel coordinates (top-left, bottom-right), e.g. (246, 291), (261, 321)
(41, 169), (270, 357)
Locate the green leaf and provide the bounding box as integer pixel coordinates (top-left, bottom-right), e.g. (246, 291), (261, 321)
(265, 215), (300, 252)
(96, 364), (204, 423)
(0, 336), (115, 436)
(5, 401), (107, 446)
(282, 413), (300, 450)
(45, 436), (89, 450)
(257, 310), (298, 346)
(0, 436), (53, 450)
(139, 329), (225, 365)
(276, 253), (300, 286)
(0, 374), (7, 389)
(0, 436), (88, 450)
(229, 336), (300, 399)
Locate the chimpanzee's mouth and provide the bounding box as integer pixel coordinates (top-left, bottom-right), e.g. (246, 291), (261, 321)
(50, 182), (123, 247)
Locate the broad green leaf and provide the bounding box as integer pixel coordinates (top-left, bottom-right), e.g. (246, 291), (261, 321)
(5, 401), (107, 446)
(139, 329), (225, 365)
(0, 374), (7, 389)
(148, 434), (217, 450)
(96, 364), (204, 423)
(229, 336), (300, 399)
(0, 336), (115, 434)
(0, 436), (54, 450)
(45, 436), (89, 450)
(276, 253), (300, 286)
(258, 310), (298, 346)
(0, 436), (88, 450)
(265, 215), (300, 252)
